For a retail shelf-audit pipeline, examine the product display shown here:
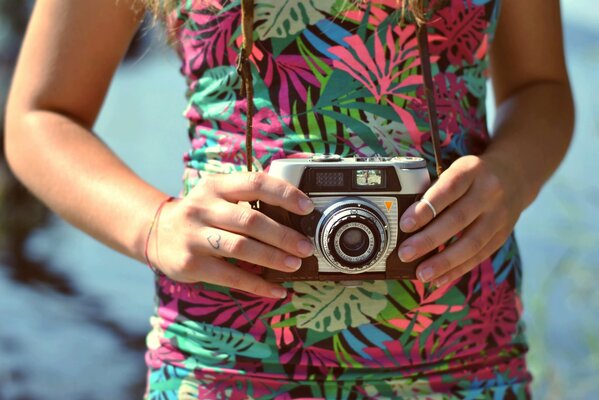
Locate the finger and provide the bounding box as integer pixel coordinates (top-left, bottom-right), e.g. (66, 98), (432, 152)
(400, 163), (475, 233)
(204, 200), (315, 258)
(429, 231), (508, 288)
(198, 228), (305, 274)
(398, 194), (488, 263)
(183, 256), (288, 299)
(211, 172), (314, 215)
(413, 213), (500, 282)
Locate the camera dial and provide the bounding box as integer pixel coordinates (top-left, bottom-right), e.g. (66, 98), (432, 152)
(310, 154), (342, 162)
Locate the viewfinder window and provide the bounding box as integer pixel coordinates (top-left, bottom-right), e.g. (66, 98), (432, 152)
(355, 169), (384, 188)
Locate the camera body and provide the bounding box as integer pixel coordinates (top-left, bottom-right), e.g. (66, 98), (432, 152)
(258, 155), (431, 283)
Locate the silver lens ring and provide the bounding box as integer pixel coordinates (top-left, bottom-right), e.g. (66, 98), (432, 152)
(333, 221), (377, 263)
(316, 198), (389, 274)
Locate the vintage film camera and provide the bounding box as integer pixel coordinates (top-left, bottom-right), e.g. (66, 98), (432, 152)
(258, 154), (431, 283)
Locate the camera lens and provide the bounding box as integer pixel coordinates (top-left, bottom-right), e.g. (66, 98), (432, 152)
(316, 198), (389, 274)
(329, 220), (379, 269)
(340, 228), (367, 252)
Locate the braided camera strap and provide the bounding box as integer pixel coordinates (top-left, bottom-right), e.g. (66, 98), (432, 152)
(237, 0), (444, 178)
(238, 0), (255, 173)
(416, 23), (444, 177)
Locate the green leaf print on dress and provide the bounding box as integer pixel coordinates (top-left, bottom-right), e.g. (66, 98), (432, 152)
(187, 66), (240, 121)
(254, 0), (336, 40)
(165, 320), (272, 371)
(347, 111), (417, 157)
(291, 280), (388, 332)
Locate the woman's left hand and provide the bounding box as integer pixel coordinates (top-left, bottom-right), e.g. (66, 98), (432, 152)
(398, 154), (529, 288)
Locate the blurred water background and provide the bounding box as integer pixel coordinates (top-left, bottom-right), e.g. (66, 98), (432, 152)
(1, 1), (598, 399)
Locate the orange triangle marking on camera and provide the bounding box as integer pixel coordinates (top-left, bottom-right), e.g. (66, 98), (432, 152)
(385, 201), (393, 211)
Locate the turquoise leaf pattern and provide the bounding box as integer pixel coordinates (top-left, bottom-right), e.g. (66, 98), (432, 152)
(186, 66), (240, 121)
(165, 320), (272, 371)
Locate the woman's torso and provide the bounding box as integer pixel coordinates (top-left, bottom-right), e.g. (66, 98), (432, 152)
(145, 1), (532, 398)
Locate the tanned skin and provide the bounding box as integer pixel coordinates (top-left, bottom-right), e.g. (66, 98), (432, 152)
(5, 0), (573, 297)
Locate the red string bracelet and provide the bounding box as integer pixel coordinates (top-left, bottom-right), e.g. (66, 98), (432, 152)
(144, 196), (175, 274)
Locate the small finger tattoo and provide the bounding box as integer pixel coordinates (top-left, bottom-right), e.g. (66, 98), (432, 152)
(207, 233), (222, 249)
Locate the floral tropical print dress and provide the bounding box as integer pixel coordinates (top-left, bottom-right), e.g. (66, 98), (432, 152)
(144, 0), (533, 398)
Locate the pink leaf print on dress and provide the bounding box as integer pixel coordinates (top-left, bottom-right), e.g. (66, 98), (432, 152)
(226, 101), (283, 139)
(361, 319), (482, 373)
(219, 101), (285, 165)
(183, 287), (284, 341)
(430, 0), (487, 65)
(260, 54), (323, 124)
(410, 72), (471, 144)
(386, 279), (465, 333)
(329, 25), (425, 149)
(179, 6), (238, 78)
(464, 260), (520, 347)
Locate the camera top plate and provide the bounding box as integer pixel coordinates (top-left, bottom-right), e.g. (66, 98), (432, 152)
(269, 155), (430, 195)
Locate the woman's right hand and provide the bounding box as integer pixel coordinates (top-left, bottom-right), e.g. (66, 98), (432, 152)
(149, 172), (316, 299)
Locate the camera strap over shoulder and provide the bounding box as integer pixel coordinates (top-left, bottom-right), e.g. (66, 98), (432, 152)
(237, 0), (444, 178)
(416, 23), (444, 178)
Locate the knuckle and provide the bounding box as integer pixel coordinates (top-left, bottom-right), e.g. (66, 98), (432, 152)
(247, 172), (266, 191)
(435, 255), (452, 272)
(180, 251), (196, 270)
(462, 155), (482, 171)
(223, 272), (243, 290)
(171, 251), (196, 278)
(443, 176), (462, 198)
(247, 281), (263, 296)
(484, 174), (504, 197)
(450, 208), (469, 226)
(265, 249), (283, 269)
(277, 228), (296, 251)
(419, 232), (437, 251)
(183, 203), (201, 221)
(280, 183), (295, 201)
(238, 208), (260, 230)
(226, 237), (246, 255)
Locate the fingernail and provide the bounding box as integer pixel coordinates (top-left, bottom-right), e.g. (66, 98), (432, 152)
(401, 217), (416, 232)
(398, 246), (416, 262)
(417, 266), (434, 282)
(298, 240), (314, 256)
(271, 287), (287, 299)
(299, 198), (314, 213)
(284, 256), (302, 270)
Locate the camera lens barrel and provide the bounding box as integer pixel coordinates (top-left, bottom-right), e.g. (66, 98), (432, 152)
(316, 199), (389, 274)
